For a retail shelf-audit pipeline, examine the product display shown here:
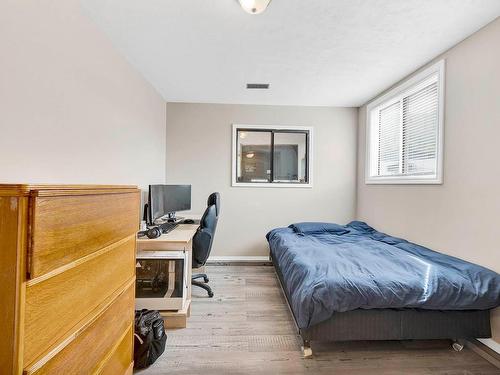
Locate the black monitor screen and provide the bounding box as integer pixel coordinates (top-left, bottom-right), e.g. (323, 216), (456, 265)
(148, 185), (191, 223)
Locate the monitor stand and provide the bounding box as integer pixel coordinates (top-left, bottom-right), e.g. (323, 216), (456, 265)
(155, 213), (183, 224)
(166, 212), (178, 223)
(153, 213), (184, 227)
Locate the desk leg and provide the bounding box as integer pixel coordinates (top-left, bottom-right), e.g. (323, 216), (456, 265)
(186, 240), (192, 302)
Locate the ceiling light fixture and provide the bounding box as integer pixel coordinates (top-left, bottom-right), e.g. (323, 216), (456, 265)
(238, 0), (272, 15)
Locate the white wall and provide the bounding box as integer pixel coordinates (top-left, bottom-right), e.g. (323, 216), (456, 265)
(357, 17), (500, 345)
(0, 0), (166, 190)
(166, 103), (358, 257)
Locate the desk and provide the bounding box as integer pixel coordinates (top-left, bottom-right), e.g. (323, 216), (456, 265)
(136, 224), (199, 328)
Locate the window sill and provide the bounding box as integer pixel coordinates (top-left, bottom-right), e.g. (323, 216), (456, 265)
(365, 176), (442, 185)
(232, 182), (313, 188)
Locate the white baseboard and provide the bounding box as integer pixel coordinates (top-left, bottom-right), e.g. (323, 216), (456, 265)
(478, 338), (500, 354)
(208, 256), (270, 262)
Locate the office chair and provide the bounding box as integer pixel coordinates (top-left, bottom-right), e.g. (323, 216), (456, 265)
(191, 192), (220, 298)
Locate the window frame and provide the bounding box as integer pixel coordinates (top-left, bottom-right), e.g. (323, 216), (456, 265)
(365, 59), (445, 185)
(231, 124), (313, 188)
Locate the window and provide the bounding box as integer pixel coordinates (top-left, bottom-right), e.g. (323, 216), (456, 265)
(366, 60), (445, 184)
(232, 124), (312, 187)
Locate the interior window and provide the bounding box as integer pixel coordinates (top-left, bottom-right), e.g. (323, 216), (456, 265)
(273, 132), (307, 183)
(234, 126), (311, 186)
(237, 130), (272, 183)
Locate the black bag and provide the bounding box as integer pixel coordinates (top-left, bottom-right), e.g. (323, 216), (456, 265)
(134, 309), (167, 369)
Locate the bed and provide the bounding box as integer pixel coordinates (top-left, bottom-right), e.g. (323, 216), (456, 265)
(266, 221), (500, 356)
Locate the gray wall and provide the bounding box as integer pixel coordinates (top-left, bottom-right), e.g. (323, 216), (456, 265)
(166, 103), (358, 257)
(0, 0), (166, 190)
(357, 17), (500, 344)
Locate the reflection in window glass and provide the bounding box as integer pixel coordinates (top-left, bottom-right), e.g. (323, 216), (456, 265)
(234, 127), (311, 185)
(237, 130), (271, 183)
(273, 132), (307, 182)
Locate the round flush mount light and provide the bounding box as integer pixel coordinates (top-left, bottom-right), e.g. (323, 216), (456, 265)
(238, 0), (272, 15)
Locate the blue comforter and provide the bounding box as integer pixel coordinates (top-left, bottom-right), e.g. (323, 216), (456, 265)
(267, 221), (500, 329)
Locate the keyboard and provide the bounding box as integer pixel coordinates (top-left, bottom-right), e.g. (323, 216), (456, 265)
(158, 222), (178, 234)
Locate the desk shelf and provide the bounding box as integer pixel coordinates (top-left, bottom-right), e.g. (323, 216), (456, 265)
(136, 224), (199, 329)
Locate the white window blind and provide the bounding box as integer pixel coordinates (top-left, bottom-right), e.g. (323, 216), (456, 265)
(402, 81), (438, 176)
(366, 60), (444, 184)
(377, 101), (401, 176)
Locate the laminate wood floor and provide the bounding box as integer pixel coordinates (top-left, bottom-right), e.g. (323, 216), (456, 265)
(138, 265), (500, 375)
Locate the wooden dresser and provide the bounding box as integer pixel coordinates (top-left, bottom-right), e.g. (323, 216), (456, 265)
(0, 184), (140, 375)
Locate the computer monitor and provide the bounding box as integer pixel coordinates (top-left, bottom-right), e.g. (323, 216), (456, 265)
(148, 184), (191, 224)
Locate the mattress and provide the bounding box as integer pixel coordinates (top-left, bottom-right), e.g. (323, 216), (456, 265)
(266, 221), (500, 329)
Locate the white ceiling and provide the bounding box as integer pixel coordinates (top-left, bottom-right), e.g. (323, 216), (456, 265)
(81, 0), (500, 107)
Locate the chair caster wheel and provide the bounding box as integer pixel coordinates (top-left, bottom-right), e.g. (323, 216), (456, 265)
(302, 346), (313, 358)
(208, 291), (214, 298)
(301, 340), (313, 358)
(452, 341), (464, 352)
(204, 276), (209, 283)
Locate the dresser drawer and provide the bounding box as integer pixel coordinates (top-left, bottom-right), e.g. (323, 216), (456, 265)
(25, 283), (134, 375)
(24, 237), (136, 365)
(29, 191), (139, 278)
(99, 327), (134, 375)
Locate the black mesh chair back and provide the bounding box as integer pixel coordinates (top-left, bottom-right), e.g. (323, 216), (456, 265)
(192, 192), (220, 268)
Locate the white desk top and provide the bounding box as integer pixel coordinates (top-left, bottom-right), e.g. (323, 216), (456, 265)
(137, 224), (199, 245)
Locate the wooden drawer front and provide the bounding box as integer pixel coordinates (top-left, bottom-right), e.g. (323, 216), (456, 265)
(26, 284), (134, 375)
(24, 237), (135, 365)
(30, 191), (139, 278)
(99, 327), (134, 375)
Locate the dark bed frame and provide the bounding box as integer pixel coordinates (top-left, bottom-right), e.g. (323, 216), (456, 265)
(270, 253), (492, 356)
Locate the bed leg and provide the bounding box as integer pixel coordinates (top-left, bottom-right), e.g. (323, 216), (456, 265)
(301, 339), (313, 358)
(452, 339), (465, 352)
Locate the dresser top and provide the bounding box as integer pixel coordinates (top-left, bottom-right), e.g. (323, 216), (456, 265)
(0, 184), (139, 196)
